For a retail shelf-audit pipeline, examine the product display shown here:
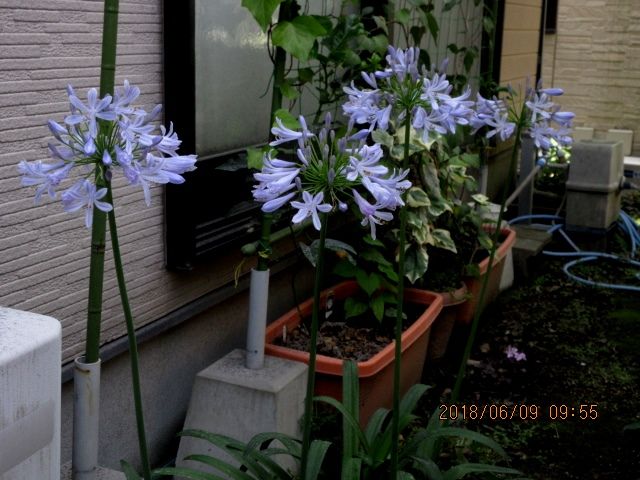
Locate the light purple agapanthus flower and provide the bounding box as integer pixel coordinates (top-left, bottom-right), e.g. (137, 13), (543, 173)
(291, 191), (332, 230)
(523, 82), (574, 153)
(470, 93), (516, 141)
(252, 113), (409, 239)
(18, 81), (197, 227)
(342, 45), (477, 144)
(505, 345), (527, 362)
(61, 179), (113, 229)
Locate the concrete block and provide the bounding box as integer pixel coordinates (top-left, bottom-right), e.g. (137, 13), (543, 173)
(176, 349), (307, 476)
(0, 307), (61, 480)
(606, 129), (633, 156)
(512, 226), (552, 280)
(61, 463), (125, 480)
(566, 140), (624, 230)
(572, 126), (594, 142)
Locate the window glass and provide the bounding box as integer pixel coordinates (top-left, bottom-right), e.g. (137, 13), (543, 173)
(195, 0), (272, 157)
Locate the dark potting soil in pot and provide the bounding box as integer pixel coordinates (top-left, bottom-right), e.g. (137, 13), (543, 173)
(274, 301), (425, 362)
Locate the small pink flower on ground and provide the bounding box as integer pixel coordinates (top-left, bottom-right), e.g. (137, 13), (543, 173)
(505, 345), (527, 361)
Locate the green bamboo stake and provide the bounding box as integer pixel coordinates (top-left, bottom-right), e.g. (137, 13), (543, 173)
(99, 0), (119, 98)
(390, 108), (412, 476)
(451, 123), (523, 402)
(300, 212), (329, 479)
(105, 185), (152, 480)
(84, 0), (119, 363)
(85, 167), (108, 363)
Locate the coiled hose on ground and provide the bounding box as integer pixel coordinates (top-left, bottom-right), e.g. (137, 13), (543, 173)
(508, 212), (640, 292)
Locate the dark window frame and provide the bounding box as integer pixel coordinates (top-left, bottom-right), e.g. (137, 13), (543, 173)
(544, 0), (558, 34)
(162, 0), (266, 270)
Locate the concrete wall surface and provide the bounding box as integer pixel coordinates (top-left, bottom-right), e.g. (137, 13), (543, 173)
(500, 0), (543, 90)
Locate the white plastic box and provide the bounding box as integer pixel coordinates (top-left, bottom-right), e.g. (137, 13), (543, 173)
(0, 307), (61, 480)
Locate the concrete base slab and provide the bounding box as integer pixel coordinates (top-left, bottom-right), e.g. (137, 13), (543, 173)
(512, 225), (553, 279)
(61, 463), (125, 479)
(176, 349), (307, 476)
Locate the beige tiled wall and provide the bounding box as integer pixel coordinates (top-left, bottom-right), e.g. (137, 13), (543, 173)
(500, 0), (543, 90)
(542, 0), (640, 155)
(0, 1), (258, 363)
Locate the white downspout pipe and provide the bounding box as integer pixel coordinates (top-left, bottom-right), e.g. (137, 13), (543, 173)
(72, 357), (101, 480)
(245, 269), (270, 369)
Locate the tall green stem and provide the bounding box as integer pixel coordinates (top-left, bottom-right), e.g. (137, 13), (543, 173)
(300, 213), (329, 479)
(390, 110), (412, 476)
(84, 0), (119, 362)
(257, 0), (293, 271)
(451, 127), (523, 402)
(106, 186), (152, 480)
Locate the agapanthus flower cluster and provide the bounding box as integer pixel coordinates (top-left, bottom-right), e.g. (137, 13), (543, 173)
(252, 114), (410, 239)
(18, 81), (197, 228)
(342, 46), (474, 143)
(471, 82), (574, 157)
(343, 45), (574, 160)
(470, 93), (516, 141)
(524, 85), (574, 153)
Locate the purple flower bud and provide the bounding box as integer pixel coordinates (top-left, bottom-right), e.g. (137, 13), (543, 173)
(541, 88), (564, 96)
(327, 168), (336, 184)
(102, 150), (112, 166)
(322, 144), (330, 160)
(83, 137), (96, 156)
(48, 120), (67, 141)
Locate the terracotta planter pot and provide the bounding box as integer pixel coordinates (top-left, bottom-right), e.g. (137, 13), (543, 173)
(427, 283), (468, 361)
(265, 280), (443, 424)
(457, 226), (517, 324)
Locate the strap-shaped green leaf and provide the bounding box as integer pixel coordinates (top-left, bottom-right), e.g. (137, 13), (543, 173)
(181, 454), (254, 480)
(407, 457), (444, 480)
(341, 457), (362, 480)
(304, 440), (331, 480)
(176, 430), (288, 480)
(428, 427), (508, 458)
(443, 463), (521, 480)
(152, 466), (224, 480)
(120, 460), (142, 480)
(245, 431), (302, 459)
(313, 396), (370, 452)
(342, 360), (360, 464)
(364, 408), (390, 446)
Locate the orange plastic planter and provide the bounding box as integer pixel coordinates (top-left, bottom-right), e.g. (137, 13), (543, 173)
(457, 226), (516, 324)
(265, 280), (443, 424)
(427, 283), (468, 361)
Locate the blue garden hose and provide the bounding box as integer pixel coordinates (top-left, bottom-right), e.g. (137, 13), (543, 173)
(508, 211), (640, 292)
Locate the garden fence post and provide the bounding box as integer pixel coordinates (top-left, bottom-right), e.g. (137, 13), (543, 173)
(518, 135), (536, 221)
